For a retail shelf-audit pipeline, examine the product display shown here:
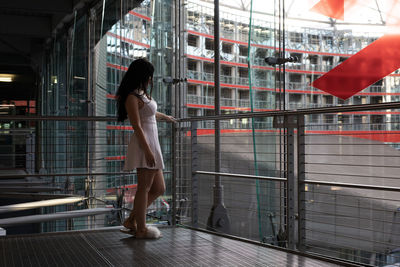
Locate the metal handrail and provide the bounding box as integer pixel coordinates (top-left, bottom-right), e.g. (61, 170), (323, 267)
(195, 171), (287, 182)
(0, 171), (171, 179)
(302, 180), (400, 192)
(179, 101), (400, 122)
(2, 102), (400, 123)
(0, 115), (117, 121)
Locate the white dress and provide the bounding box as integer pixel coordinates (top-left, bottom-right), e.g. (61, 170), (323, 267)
(123, 96), (164, 170)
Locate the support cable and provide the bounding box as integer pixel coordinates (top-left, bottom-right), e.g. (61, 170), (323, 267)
(247, 0), (263, 242)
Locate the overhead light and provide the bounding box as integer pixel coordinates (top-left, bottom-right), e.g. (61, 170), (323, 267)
(0, 77), (12, 82)
(0, 104), (15, 110)
(0, 74), (14, 82)
(73, 76), (86, 80)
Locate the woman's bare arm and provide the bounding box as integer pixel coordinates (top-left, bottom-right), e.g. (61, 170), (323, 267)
(156, 111), (177, 123)
(125, 94), (155, 166)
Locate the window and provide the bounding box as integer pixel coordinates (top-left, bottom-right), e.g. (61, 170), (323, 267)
(308, 34), (320, 45)
(324, 114), (334, 123)
(289, 32), (302, 43)
(188, 59), (197, 71)
(221, 66), (231, 76)
(205, 38), (214, 50)
(238, 67), (248, 78)
(239, 46), (248, 56)
(204, 86), (214, 96)
(221, 88), (232, 98)
(188, 85), (197, 95)
(371, 96), (383, 104)
(323, 95), (333, 105)
(289, 74), (302, 83)
(188, 108), (198, 117)
(204, 63), (214, 74)
(308, 55), (318, 65)
(239, 90), (249, 100)
(188, 34), (198, 47)
(222, 43), (233, 54)
(323, 36), (333, 46)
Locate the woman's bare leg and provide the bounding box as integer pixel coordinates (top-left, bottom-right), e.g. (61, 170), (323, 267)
(133, 168), (157, 232)
(123, 169), (165, 230)
(147, 169), (165, 206)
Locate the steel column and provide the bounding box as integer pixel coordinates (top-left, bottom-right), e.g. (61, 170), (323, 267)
(297, 114), (306, 251)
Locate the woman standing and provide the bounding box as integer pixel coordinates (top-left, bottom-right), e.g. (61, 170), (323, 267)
(116, 58), (176, 238)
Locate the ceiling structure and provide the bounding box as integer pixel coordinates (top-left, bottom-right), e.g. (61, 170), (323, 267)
(1, 0), (398, 102)
(0, 0), (94, 101)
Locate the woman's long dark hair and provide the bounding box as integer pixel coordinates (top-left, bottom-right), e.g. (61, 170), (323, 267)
(116, 58), (154, 122)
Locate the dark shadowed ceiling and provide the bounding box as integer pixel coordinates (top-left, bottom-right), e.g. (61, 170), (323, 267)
(0, 0), (94, 101)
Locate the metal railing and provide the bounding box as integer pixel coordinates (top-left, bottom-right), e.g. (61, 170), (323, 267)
(1, 102), (400, 266)
(0, 116), (173, 233)
(174, 102), (400, 266)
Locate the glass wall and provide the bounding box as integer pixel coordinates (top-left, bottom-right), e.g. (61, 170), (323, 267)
(40, 0), (174, 232)
(34, 0), (400, 265)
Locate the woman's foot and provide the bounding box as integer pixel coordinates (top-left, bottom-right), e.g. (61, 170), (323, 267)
(123, 215), (137, 232)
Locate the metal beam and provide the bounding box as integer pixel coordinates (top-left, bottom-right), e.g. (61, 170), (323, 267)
(0, 193), (80, 200)
(0, 0), (73, 15)
(0, 208), (114, 227)
(0, 187), (61, 192)
(0, 197), (85, 214)
(0, 181), (51, 186)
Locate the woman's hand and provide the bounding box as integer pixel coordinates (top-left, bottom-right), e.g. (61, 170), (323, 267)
(145, 150), (156, 167)
(156, 112), (177, 123)
(166, 115), (177, 123)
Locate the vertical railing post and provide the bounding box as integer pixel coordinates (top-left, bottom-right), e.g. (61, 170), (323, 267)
(286, 115), (296, 250)
(171, 123), (177, 226)
(297, 114), (306, 251)
(191, 121), (198, 228)
(206, 0), (230, 234)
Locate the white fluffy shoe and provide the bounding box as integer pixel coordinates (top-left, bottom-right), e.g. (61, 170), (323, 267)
(136, 226), (162, 239)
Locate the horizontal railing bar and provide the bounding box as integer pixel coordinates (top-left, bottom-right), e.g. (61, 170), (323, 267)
(304, 172), (399, 180)
(0, 208), (115, 227)
(304, 227), (397, 248)
(178, 102), (400, 122)
(3, 103), (399, 123)
(304, 162), (400, 168)
(0, 187), (62, 192)
(304, 153), (400, 157)
(304, 210), (400, 226)
(0, 193), (81, 200)
(195, 171), (287, 182)
(0, 197), (86, 214)
(0, 171), (171, 179)
(304, 190), (400, 202)
(302, 179), (400, 192)
(0, 181), (52, 185)
(0, 115), (118, 121)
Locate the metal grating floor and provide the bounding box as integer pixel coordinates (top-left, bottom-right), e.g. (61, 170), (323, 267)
(1, 227), (347, 267)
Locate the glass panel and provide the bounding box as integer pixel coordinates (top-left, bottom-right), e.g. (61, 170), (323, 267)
(282, 1), (400, 265)
(91, 0), (174, 227)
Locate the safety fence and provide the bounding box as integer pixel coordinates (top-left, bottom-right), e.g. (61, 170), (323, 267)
(173, 102), (400, 266)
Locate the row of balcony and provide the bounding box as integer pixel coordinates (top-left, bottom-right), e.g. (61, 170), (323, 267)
(191, 119), (390, 132)
(307, 122), (389, 131)
(187, 94), (271, 109)
(188, 48), (340, 73)
(187, 95), (358, 110)
(187, 70), (388, 94)
(186, 21), (367, 55)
